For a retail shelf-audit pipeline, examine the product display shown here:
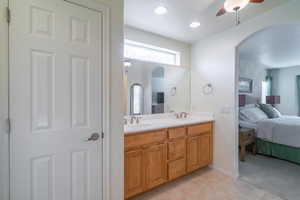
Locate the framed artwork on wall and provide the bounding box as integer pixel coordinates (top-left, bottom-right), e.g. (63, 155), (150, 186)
(239, 77), (253, 93)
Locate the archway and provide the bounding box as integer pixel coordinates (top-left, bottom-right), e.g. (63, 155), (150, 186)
(235, 23), (300, 199)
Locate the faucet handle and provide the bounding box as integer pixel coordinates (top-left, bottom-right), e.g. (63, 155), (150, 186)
(130, 116), (136, 124)
(136, 116), (142, 124)
(183, 112), (189, 118)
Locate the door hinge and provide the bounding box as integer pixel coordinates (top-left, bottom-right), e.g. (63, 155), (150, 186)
(6, 7), (11, 24)
(101, 132), (104, 139)
(6, 118), (11, 134)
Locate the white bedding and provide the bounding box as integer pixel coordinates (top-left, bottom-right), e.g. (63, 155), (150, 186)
(256, 116), (300, 148)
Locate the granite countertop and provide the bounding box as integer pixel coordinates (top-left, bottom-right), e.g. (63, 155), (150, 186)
(124, 112), (214, 135)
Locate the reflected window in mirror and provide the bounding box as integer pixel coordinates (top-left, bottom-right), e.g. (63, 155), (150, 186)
(130, 84), (144, 115)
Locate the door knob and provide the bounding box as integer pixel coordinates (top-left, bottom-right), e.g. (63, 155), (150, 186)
(86, 133), (100, 141)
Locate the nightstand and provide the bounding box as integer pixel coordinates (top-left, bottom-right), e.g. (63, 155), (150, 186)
(239, 128), (256, 161)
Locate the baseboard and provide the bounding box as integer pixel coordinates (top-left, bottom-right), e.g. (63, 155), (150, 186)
(209, 164), (239, 179)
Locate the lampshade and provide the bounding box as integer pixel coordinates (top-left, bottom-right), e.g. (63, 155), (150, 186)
(239, 95), (246, 107)
(266, 96), (280, 105)
(224, 0), (249, 12)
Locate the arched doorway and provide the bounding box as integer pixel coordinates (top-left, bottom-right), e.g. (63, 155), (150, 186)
(235, 24), (300, 200)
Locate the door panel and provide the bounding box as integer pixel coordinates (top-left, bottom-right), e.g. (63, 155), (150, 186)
(125, 150), (144, 199)
(10, 0), (103, 200)
(144, 143), (167, 189)
(187, 136), (199, 172)
(199, 134), (211, 167)
(168, 158), (186, 180)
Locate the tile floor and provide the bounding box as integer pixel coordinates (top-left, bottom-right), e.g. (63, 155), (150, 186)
(131, 168), (284, 200)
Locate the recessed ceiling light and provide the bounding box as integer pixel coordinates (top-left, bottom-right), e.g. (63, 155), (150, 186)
(154, 6), (168, 15)
(190, 22), (201, 28)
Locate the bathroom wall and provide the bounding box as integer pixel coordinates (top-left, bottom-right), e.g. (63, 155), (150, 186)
(269, 66), (300, 116)
(191, 0), (300, 177)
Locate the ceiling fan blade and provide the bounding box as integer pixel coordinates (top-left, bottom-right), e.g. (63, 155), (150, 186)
(250, 0), (264, 3)
(216, 8), (226, 17)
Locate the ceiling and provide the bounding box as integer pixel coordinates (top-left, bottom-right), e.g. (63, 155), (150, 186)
(239, 24), (300, 68)
(125, 0), (289, 44)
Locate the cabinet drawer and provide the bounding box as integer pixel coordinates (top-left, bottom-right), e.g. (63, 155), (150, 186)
(168, 138), (186, 161)
(168, 127), (186, 139)
(187, 123), (212, 137)
(168, 158), (186, 180)
(125, 130), (167, 150)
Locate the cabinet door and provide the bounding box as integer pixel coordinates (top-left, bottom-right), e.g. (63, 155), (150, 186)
(125, 149), (144, 199)
(187, 136), (200, 172)
(144, 143), (167, 189)
(168, 158), (186, 180)
(199, 134), (212, 168)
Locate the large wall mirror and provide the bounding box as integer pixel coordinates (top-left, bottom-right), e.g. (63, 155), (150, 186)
(124, 59), (190, 116)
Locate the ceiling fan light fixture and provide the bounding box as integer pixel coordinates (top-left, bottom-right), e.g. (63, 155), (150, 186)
(224, 0), (250, 12)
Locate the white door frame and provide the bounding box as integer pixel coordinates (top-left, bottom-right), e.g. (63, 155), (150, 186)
(7, 0), (112, 199)
(0, 0), (9, 199)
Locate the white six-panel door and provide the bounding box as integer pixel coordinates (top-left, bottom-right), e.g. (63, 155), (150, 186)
(10, 0), (103, 199)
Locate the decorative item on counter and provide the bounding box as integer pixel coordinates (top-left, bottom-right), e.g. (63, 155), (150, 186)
(202, 83), (213, 95)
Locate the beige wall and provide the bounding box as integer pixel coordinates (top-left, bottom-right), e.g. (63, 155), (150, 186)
(191, 0), (300, 177)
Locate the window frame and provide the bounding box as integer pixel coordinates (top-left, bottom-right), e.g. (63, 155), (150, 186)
(124, 39), (181, 66)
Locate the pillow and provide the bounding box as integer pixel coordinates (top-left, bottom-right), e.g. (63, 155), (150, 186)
(239, 107), (269, 123)
(273, 107), (282, 117)
(259, 104), (281, 118)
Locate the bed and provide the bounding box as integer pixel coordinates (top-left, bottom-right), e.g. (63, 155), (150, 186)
(239, 105), (300, 164)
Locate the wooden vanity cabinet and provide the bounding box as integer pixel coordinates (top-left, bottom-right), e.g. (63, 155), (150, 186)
(125, 122), (213, 199)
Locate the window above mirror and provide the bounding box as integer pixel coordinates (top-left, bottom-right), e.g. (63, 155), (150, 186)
(124, 40), (181, 66)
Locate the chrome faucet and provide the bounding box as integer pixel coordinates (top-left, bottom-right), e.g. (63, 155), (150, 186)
(136, 117), (142, 124)
(175, 112), (189, 119)
(124, 118), (128, 125)
(180, 112), (189, 118)
(130, 116), (137, 124)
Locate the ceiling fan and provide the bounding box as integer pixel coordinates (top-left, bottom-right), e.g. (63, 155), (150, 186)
(216, 0), (265, 25)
